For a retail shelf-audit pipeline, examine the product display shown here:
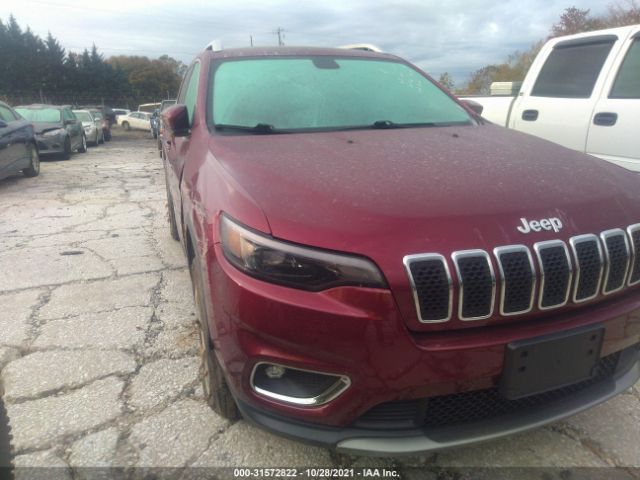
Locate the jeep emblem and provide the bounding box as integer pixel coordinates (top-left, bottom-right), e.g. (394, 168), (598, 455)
(517, 217), (563, 234)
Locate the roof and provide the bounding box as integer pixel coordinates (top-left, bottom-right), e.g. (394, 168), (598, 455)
(15, 104), (64, 109)
(200, 46), (400, 62)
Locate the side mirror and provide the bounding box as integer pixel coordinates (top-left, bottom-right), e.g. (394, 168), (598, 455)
(0, 120), (7, 128)
(162, 104), (190, 137)
(64, 119), (76, 126)
(461, 99), (484, 116)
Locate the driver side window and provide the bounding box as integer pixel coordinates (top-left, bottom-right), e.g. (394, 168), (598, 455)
(181, 62), (201, 125)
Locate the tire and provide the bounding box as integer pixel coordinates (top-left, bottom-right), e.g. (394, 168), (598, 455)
(122, 122), (130, 131)
(61, 137), (71, 160)
(22, 144), (40, 178)
(78, 134), (87, 153)
(191, 259), (239, 420)
(0, 383), (14, 478)
(165, 173), (180, 241)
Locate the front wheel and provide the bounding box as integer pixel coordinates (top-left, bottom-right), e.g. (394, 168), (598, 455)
(78, 134), (87, 153)
(22, 144), (40, 177)
(122, 122), (130, 131)
(61, 137), (71, 160)
(191, 259), (239, 420)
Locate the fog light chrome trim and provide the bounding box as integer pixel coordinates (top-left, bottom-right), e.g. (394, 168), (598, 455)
(250, 362), (351, 407)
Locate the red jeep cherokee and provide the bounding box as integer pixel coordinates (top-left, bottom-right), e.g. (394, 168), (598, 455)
(162, 46), (640, 455)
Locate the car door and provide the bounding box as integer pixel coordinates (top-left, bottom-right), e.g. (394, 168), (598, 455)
(132, 113), (146, 130)
(585, 29), (640, 170)
(165, 61), (201, 240)
(510, 34), (620, 152)
(0, 105), (15, 174)
(63, 109), (80, 147)
(0, 105), (28, 175)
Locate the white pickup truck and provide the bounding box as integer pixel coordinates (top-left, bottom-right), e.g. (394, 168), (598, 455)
(460, 24), (640, 171)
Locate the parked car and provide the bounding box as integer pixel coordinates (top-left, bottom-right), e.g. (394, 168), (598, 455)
(163, 45), (640, 455)
(0, 380), (13, 477)
(73, 109), (103, 146)
(0, 101), (39, 181)
(88, 109), (111, 142)
(15, 105), (86, 159)
(158, 99), (176, 155)
(459, 24), (640, 171)
(118, 111), (152, 132)
(150, 109), (160, 139)
(112, 108), (130, 123)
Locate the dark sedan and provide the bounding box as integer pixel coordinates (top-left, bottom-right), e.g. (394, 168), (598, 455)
(0, 101), (39, 181)
(14, 105), (86, 159)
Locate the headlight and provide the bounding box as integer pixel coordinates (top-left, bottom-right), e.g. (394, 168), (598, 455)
(42, 128), (65, 137)
(220, 214), (387, 291)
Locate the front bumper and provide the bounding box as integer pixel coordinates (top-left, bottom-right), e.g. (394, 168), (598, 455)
(237, 345), (639, 455)
(36, 134), (65, 154)
(205, 242), (640, 452)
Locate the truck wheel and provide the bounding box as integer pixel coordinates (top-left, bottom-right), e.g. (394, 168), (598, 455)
(191, 259), (239, 420)
(22, 144), (40, 178)
(0, 384), (14, 478)
(78, 134), (87, 153)
(61, 137), (71, 160)
(122, 122), (130, 131)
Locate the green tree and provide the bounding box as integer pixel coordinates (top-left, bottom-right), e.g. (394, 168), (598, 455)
(437, 72), (455, 91)
(550, 7), (602, 37)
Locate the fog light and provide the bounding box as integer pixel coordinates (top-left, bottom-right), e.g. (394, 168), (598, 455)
(265, 364), (286, 379)
(251, 362), (350, 406)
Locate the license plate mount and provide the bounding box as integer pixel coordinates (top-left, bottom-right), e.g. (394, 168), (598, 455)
(499, 324), (605, 400)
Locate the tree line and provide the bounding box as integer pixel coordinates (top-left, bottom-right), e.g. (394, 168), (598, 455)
(0, 15), (186, 108)
(445, 1), (640, 94)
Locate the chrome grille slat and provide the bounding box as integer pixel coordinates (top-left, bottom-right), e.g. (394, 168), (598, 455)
(534, 240), (572, 310)
(404, 224), (640, 323)
(493, 245), (535, 316)
(452, 250), (496, 321)
(403, 254), (452, 323)
(627, 224), (640, 286)
(569, 234), (604, 303)
(601, 229), (631, 294)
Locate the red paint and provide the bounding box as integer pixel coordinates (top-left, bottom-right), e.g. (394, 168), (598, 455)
(163, 46), (640, 428)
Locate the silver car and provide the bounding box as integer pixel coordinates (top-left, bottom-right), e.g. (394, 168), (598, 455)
(73, 109), (104, 146)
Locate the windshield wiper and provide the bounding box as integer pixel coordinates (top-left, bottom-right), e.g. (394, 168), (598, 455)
(215, 123), (280, 134)
(371, 120), (437, 129)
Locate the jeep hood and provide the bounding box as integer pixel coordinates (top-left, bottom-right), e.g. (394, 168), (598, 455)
(210, 125), (640, 257)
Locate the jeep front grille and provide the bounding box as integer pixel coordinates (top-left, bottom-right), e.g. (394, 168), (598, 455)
(403, 254), (452, 323)
(570, 235), (603, 302)
(452, 250), (495, 320)
(494, 246), (535, 315)
(404, 224), (638, 323)
(628, 224), (640, 286)
(601, 229), (630, 294)
(534, 240), (572, 310)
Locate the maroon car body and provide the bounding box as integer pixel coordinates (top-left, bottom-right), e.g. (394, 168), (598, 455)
(163, 46), (640, 455)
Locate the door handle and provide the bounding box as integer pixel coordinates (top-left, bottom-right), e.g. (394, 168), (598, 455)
(521, 110), (538, 121)
(593, 112), (617, 126)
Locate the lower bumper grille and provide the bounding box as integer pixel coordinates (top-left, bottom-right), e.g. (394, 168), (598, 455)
(356, 349), (628, 430)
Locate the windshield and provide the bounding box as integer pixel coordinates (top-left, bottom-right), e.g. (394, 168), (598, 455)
(15, 107), (61, 123)
(210, 57), (472, 132)
(74, 111), (93, 122)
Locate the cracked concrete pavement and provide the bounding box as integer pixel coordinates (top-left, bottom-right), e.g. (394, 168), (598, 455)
(0, 130), (638, 476)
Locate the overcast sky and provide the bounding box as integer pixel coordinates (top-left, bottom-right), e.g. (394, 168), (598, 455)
(1, 0), (610, 85)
